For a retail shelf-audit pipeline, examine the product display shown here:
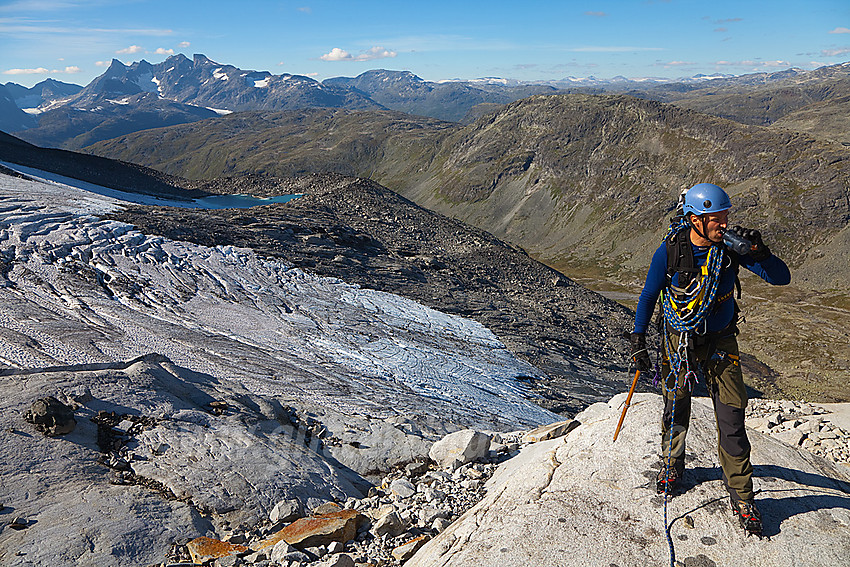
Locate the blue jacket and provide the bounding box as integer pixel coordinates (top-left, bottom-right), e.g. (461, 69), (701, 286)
(633, 239), (791, 334)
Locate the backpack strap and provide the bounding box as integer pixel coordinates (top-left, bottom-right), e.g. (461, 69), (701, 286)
(665, 228), (699, 288)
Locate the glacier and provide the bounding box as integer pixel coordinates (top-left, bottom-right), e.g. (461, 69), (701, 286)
(0, 169), (559, 428)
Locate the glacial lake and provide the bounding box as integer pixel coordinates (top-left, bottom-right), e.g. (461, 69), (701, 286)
(192, 193), (302, 209)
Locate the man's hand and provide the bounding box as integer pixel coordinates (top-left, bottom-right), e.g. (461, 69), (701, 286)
(629, 332), (652, 373)
(728, 226), (771, 261)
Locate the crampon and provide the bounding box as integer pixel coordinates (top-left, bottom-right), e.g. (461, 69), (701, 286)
(656, 466), (682, 495)
(731, 498), (763, 538)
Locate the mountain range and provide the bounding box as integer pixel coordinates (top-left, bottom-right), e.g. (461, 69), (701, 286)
(6, 53), (848, 149)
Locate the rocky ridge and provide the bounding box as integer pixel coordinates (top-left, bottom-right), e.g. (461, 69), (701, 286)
(406, 393), (850, 567)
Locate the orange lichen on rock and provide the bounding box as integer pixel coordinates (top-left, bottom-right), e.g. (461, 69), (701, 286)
(254, 509), (362, 551)
(186, 536), (248, 563)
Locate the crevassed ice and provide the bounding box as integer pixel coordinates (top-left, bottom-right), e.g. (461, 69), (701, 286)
(0, 172), (558, 427)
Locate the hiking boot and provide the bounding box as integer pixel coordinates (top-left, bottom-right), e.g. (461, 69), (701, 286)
(656, 466), (681, 495)
(731, 498), (763, 537)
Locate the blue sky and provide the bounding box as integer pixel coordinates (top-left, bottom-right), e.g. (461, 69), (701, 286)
(1, 0), (848, 88)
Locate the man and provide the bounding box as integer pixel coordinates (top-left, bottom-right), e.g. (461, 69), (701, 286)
(630, 182), (790, 536)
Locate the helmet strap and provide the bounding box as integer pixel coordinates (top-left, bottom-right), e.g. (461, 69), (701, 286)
(688, 214), (711, 243)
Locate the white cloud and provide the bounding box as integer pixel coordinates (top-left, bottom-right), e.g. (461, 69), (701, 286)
(828, 27), (850, 34)
(359, 46), (396, 61)
(320, 47), (352, 61)
(117, 45), (143, 55)
(2, 67), (49, 75)
(298, 6), (311, 13)
(95, 60), (109, 67)
(1, 64), (80, 75)
(823, 47), (850, 57)
(307, 72), (319, 77)
(178, 41), (191, 48)
(662, 61), (695, 66)
(584, 11), (607, 17)
(155, 47), (174, 55)
(320, 46), (397, 62)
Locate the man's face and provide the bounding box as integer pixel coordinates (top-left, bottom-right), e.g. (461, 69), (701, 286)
(692, 209), (729, 243)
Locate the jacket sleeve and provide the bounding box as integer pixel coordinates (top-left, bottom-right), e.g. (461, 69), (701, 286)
(739, 252), (791, 285)
(633, 244), (668, 334)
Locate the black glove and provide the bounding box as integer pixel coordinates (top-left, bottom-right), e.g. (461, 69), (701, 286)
(629, 332), (652, 373)
(728, 226), (771, 261)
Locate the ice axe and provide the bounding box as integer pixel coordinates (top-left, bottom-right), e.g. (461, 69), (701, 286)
(612, 369), (640, 442)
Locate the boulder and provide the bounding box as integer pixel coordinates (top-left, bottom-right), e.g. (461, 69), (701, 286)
(429, 429), (491, 470)
(371, 510), (406, 537)
(24, 396), (76, 436)
(392, 535), (430, 562)
(270, 498), (303, 523)
(269, 540), (309, 564)
(186, 537), (248, 564)
(313, 501), (343, 515)
(254, 509), (363, 551)
(521, 419), (578, 444)
(389, 478), (417, 498)
(406, 393), (850, 567)
(320, 553), (355, 567)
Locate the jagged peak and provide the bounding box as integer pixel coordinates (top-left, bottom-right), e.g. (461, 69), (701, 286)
(107, 58), (127, 71)
(192, 54), (218, 66)
(164, 53), (190, 63)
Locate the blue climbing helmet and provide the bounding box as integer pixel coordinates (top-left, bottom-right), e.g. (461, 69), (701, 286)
(682, 183), (731, 216)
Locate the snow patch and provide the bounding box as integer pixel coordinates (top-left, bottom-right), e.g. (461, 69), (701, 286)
(253, 78), (270, 88)
(212, 68), (229, 81)
(206, 107), (233, 115)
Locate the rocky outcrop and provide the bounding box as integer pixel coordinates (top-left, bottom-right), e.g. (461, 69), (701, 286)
(747, 399), (850, 466)
(23, 396), (76, 436)
(407, 393), (850, 567)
